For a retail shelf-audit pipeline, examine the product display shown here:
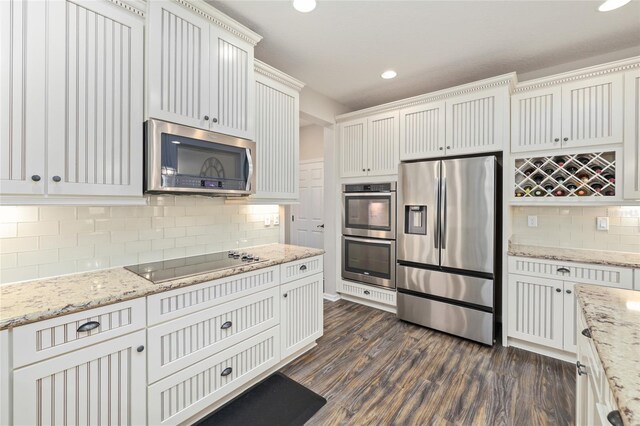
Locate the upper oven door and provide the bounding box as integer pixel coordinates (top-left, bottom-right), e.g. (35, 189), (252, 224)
(342, 192), (396, 239)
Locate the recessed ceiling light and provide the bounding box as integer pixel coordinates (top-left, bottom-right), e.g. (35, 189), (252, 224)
(598, 0), (631, 12)
(293, 0), (316, 13)
(381, 70), (397, 80)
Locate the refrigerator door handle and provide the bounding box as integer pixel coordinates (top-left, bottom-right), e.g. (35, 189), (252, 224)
(434, 179), (440, 249)
(440, 177), (447, 250)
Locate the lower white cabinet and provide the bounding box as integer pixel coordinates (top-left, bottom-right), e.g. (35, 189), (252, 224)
(13, 330), (146, 426)
(280, 273), (324, 359)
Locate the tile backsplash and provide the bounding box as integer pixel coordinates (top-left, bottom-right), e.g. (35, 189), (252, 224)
(0, 196), (280, 284)
(511, 206), (640, 252)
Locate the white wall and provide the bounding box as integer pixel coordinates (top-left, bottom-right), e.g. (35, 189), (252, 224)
(300, 125), (325, 161)
(0, 197), (280, 284)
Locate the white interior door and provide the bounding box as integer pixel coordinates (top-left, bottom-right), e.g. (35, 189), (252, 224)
(290, 161), (324, 249)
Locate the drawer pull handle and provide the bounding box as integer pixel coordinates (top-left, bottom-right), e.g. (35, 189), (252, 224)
(221, 367), (233, 377)
(607, 410), (623, 426)
(76, 321), (100, 333)
(364, 290), (370, 295)
(581, 328), (592, 338)
(221, 321), (233, 330)
(576, 361), (587, 376)
(299, 265), (307, 271)
(557, 267), (570, 274)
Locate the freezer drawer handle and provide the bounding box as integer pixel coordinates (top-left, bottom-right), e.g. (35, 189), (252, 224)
(607, 410), (623, 426)
(221, 367), (233, 377)
(576, 361), (587, 376)
(557, 267), (570, 274)
(76, 321), (100, 333)
(221, 321), (233, 330)
(581, 328), (592, 338)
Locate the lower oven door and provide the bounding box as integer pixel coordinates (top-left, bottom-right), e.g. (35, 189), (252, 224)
(342, 236), (396, 289)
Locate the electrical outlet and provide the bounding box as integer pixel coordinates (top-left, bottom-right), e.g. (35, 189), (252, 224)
(273, 214), (280, 225)
(527, 215), (538, 228)
(596, 217), (609, 231)
(264, 216), (271, 226)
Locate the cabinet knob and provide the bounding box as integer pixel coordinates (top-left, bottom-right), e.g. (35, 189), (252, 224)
(299, 264), (307, 271)
(607, 410), (623, 426)
(581, 328), (592, 338)
(212, 118), (218, 123)
(364, 290), (370, 295)
(204, 115), (210, 121)
(52, 175), (61, 182)
(576, 361), (587, 376)
(555, 288), (561, 293)
(31, 175), (41, 182)
(439, 147), (443, 150)
(76, 321), (100, 333)
(362, 169), (366, 172)
(367, 168), (371, 171)
(447, 146), (451, 149)
(554, 138), (560, 142)
(137, 345), (145, 352)
(283, 293), (288, 298)
(563, 137), (568, 142)
(221, 367), (233, 377)
(566, 289), (572, 294)
(221, 321), (233, 330)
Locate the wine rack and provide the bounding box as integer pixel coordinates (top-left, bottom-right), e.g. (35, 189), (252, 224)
(514, 151), (616, 199)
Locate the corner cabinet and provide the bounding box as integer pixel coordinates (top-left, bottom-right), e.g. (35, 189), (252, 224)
(624, 69), (640, 200)
(147, 0), (260, 140)
(1, 0), (144, 198)
(253, 61), (304, 200)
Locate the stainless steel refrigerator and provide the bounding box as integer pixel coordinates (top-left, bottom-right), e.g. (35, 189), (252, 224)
(396, 155), (500, 345)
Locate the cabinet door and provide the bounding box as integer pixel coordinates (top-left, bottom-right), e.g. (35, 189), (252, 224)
(46, 0), (143, 196)
(400, 101), (446, 160)
(0, 0), (46, 195)
(340, 118), (367, 177)
(563, 281), (578, 353)
(280, 273), (323, 359)
(147, 0), (210, 130)
(366, 111), (399, 176)
(511, 87), (562, 153)
(254, 74), (299, 199)
(624, 70), (640, 200)
(210, 28), (255, 140)
(13, 330), (146, 426)
(507, 274), (564, 349)
(561, 74), (623, 147)
(445, 87), (506, 156)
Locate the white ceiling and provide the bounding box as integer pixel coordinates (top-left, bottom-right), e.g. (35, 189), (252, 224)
(209, 0), (640, 111)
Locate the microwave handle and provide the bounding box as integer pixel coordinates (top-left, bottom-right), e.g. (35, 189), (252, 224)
(245, 148), (254, 191)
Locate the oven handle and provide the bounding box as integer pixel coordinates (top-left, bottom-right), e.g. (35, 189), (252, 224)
(245, 148), (254, 191)
(343, 236), (395, 246)
(343, 192), (395, 197)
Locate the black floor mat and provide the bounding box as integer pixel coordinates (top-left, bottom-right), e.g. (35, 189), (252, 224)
(194, 372), (326, 426)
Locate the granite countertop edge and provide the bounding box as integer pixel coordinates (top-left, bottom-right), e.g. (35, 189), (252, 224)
(0, 244), (324, 331)
(507, 243), (640, 269)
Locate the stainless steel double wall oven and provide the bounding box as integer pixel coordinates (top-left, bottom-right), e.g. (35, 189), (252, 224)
(342, 183), (396, 289)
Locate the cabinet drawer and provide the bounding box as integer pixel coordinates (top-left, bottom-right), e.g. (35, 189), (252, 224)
(147, 266), (279, 325)
(13, 298), (146, 368)
(508, 256), (633, 288)
(148, 326), (280, 425)
(340, 280), (396, 306)
(280, 256), (323, 284)
(147, 287), (280, 384)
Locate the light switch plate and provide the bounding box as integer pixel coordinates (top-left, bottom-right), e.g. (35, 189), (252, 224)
(273, 214), (280, 225)
(527, 215), (538, 228)
(264, 216), (271, 226)
(596, 217), (609, 231)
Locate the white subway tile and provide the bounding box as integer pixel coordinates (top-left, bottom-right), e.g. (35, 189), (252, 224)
(175, 216), (198, 227)
(174, 196), (197, 206)
(125, 240), (152, 254)
(163, 247), (186, 260)
(0, 237), (39, 253)
(60, 219), (95, 235)
(76, 257), (110, 272)
(163, 206), (186, 217)
(39, 235), (78, 250)
(0, 223), (17, 238)
(175, 236), (196, 248)
(95, 218), (126, 232)
(109, 254), (139, 267)
(139, 229), (164, 241)
(147, 195), (175, 206)
(95, 243), (126, 257)
(138, 250), (164, 263)
(18, 249), (59, 266)
(39, 206), (77, 221)
(111, 230), (139, 243)
(77, 207), (111, 219)
(125, 218), (151, 231)
(17, 221), (59, 237)
(0, 266), (39, 284)
(0, 253), (18, 269)
(59, 246), (94, 261)
(164, 227), (186, 239)
(0, 206), (39, 223)
(152, 239), (175, 251)
(77, 232), (110, 246)
(152, 217), (175, 228)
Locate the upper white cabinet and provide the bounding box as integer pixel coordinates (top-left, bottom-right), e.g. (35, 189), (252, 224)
(253, 61), (304, 200)
(400, 101), (446, 160)
(624, 69), (640, 200)
(340, 111), (399, 178)
(512, 73), (624, 153)
(0, 0), (144, 199)
(147, 0), (259, 140)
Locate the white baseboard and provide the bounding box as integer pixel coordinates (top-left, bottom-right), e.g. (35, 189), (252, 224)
(507, 337), (576, 363)
(323, 292), (341, 302)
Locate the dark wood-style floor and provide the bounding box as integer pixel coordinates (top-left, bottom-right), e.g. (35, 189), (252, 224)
(280, 300), (575, 426)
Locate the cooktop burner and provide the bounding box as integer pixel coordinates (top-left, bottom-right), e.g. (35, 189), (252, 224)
(124, 251), (267, 284)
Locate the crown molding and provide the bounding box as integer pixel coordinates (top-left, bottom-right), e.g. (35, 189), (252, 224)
(105, 0), (146, 17)
(515, 56), (640, 93)
(254, 60), (305, 91)
(336, 72), (517, 123)
(172, 0), (263, 46)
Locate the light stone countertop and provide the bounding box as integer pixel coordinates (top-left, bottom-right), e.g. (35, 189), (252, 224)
(0, 244), (324, 331)
(508, 243), (640, 269)
(575, 285), (640, 426)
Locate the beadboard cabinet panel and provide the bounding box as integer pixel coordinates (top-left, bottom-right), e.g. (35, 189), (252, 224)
(13, 330), (146, 426)
(624, 70), (640, 200)
(46, 0), (143, 196)
(511, 87), (562, 153)
(561, 74), (623, 148)
(340, 118), (367, 177)
(399, 101), (446, 160)
(147, 0), (210, 129)
(254, 74), (299, 199)
(0, 0), (46, 195)
(563, 281), (578, 353)
(280, 273), (323, 359)
(367, 111), (400, 176)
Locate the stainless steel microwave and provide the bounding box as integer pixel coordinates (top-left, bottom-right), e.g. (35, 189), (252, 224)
(144, 119), (256, 196)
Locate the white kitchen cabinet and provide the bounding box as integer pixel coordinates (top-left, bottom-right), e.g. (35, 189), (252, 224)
(1, 0), (143, 199)
(280, 273), (324, 359)
(340, 112), (399, 178)
(254, 62), (303, 200)
(445, 87), (507, 156)
(399, 101), (446, 160)
(13, 330), (146, 426)
(624, 69), (640, 200)
(147, 0), (257, 140)
(512, 74), (624, 153)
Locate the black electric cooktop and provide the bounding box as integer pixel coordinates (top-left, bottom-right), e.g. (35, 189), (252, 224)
(124, 250), (267, 284)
